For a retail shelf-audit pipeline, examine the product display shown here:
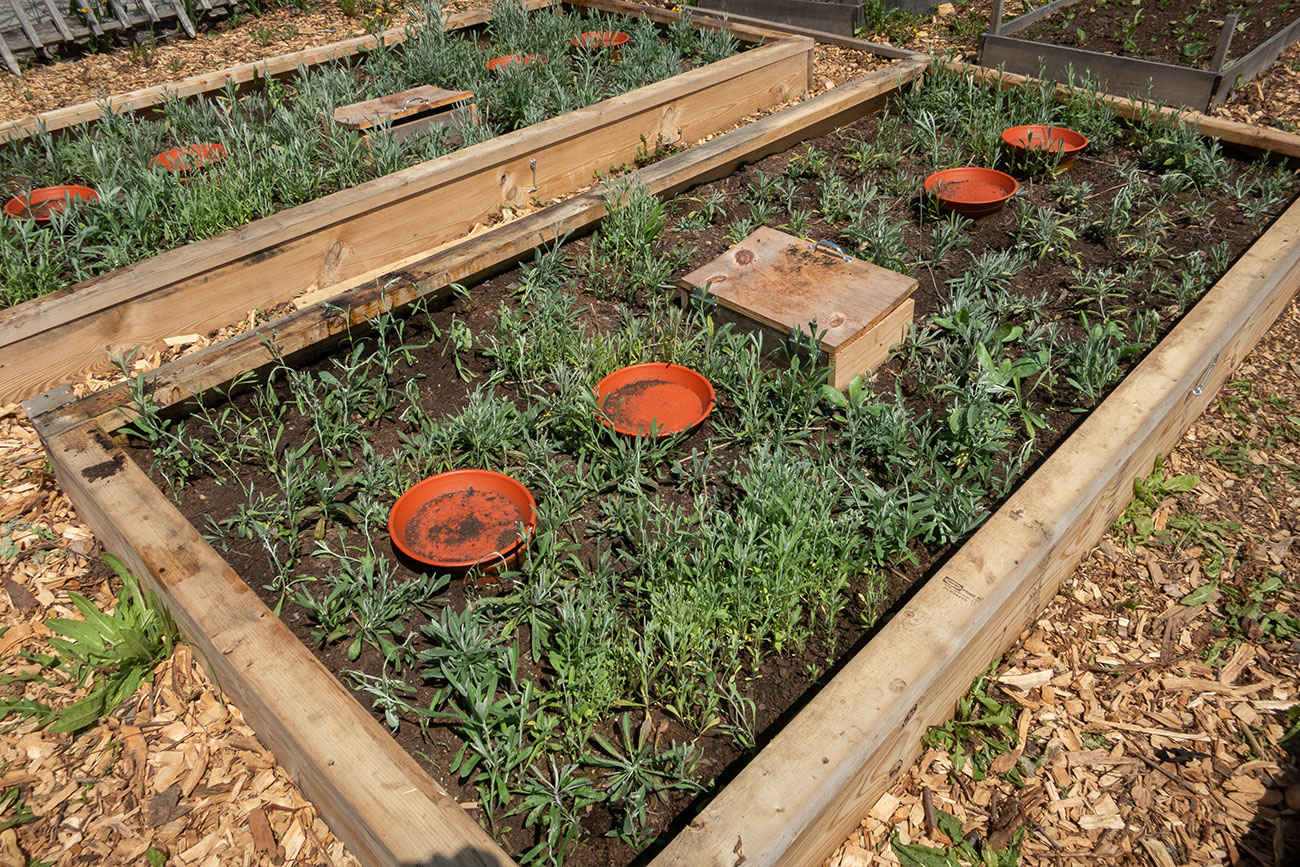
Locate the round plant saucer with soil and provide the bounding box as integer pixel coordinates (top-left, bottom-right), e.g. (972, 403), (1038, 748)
(571, 30), (629, 50)
(1001, 125), (1088, 171)
(595, 362), (715, 437)
(923, 167), (1018, 218)
(151, 143), (227, 174)
(388, 469), (537, 571)
(486, 53), (548, 72)
(3, 185), (98, 222)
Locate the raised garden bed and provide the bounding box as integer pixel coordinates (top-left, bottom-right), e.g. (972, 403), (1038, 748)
(979, 0), (1300, 110)
(0, 0), (829, 406)
(25, 58), (1300, 867)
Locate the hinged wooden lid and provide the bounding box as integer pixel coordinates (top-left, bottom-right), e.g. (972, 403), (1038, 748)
(332, 86), (474, 130)
(679, 227), (917, 352)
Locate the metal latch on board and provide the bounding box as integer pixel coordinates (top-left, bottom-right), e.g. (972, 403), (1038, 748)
(688, 281), (717, 314)
(807, 238), (851, 262)
(1192, 358), (1218, 396)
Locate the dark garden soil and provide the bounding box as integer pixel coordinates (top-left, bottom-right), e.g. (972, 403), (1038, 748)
(124, 94), (1299, 866)
(1021, 0), (1299, 70)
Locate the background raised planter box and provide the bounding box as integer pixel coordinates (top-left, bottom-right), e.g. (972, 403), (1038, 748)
(24, 59), (1300, 867)
(0, 2), (815, 406)
(978, 0), (1300, 110)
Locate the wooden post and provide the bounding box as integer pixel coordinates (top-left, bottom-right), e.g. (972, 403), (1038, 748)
(1211, 13), (1239, 73)
(0, 31), (20, 75)
(7, 0), (45, 50)
(989, 0), (1004, 35)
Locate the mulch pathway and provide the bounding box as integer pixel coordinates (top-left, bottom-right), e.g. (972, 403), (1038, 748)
(828, 301), (1300, 866)
(2, 2), (1299, 866)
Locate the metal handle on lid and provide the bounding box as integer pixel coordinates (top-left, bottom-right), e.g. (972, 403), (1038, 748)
(808, 239), (850, 262)
(402, 96), (429, 110)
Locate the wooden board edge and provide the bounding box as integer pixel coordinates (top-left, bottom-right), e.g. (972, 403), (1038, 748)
(646, 170), (1300, 867)
(826, 297), (914, 390)
(994, 0), (1084, 36)
(25, 414), (519, 867)
(979, 33), (1217, 109)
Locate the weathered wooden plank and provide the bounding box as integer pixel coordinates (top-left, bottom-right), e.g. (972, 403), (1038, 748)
(995, 0), (1082, 36)
(333, 85), (472, 130)
(0, 36), (812, 405)
(106, 0), (133, 29)
(1211, 14), (1300, 106)
(0, 0), (554, 142)
(698, 0), (861, 38)
(170, 0), (196, 38)
(979, 32), (1217, 108)
(26, 416), (519, 867)
(7, 0), (43, 49)
(671, 1), (917, 57)
(38, 0), (73, 41)
(648, 159), (1300, 867)
(57, 57), (926, 436)
(0, 29), (20, 75)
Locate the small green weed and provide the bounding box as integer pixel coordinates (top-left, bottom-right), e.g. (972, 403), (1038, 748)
(1114, 460), (1238, 577)
(922, 664), (1024, 785)
(0, 555), (178, 734)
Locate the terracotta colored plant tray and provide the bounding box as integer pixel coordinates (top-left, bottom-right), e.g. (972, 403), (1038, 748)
(595, 362), (715, 436)
(3, 185), (98, 222)
(486, 53), (548, 71)
(923, 167), (1018, 217)
(1001, 124), (1087, 169)
(388, 469), (537, 570)
(571, 30), (630, 49)
(151, 143), (227, 173)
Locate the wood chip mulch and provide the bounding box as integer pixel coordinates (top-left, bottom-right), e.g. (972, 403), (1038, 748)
(0, 1), (484, 124)
(828, 302), (1300, 866)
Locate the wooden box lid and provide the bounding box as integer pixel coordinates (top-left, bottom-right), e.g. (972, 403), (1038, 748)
(333, 86), (474, 130)
(679, 227), (917, 352)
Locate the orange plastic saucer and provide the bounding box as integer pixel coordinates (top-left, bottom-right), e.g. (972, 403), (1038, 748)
(4, 185), (98, 222)
(388, 470), (537, 570)
(923, 167), (1019, 217)
(595, 363), (715, 437)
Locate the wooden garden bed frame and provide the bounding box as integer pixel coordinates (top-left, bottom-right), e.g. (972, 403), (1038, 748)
(979, 0), (1300, 110)
(0, 0), (826, 407)
(23, 60), (1300, 867)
